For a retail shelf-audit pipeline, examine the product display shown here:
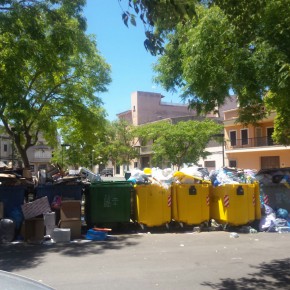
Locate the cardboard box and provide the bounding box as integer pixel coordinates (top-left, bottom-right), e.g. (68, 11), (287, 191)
(23, 218), (45, 242)
(0, 202), (3, 219)
(60, 201), (81, 221)
(21, 196), (51, 220)
(59, 220), (82, 239)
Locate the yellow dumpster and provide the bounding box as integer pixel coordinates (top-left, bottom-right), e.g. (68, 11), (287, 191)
(134, 184), (171, 228)
(171, 183), (210, 226)
(253, 182), (261, 220)
(210, 184), (258, 226)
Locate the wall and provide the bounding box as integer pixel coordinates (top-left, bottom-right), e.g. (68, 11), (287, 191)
(131, 91), (197, 125)
(226, 149), (290, 170)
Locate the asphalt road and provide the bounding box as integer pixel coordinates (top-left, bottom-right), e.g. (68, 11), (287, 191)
(1, 231), (290, 290)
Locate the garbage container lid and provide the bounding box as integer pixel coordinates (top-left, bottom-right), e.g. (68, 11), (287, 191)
(143, 168), (152, 175)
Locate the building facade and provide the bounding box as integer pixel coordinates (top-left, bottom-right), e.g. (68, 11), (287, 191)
(223, 108), (289, 170)
(0, 130), (53, 174)
(116, 91), (238, 175)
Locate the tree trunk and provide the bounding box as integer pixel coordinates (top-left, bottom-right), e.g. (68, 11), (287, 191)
(14, 139), (30, 169)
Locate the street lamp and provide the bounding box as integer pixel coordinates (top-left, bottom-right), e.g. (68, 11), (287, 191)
(61, 143), (70, 168)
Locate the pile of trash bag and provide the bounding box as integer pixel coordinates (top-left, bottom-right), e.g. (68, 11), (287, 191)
(255, 167), (290, 187)
(127, 168), (174, 188)
(259, 204), (290, 232)
(210, 167), (257, 186)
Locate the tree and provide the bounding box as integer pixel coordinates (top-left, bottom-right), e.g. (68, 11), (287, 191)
(118, 0), (197, 55)
(105, 119), (140, 169)
(53, 107), (109, 169)
(121, 0), (290, 145)
(134, 119), (222, 169)
(0, 0), (111, 168)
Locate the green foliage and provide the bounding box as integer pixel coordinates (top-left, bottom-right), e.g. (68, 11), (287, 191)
(134, 119), (222, 168)
(119, 0), (197, 55)
(152, 1), (290, 144)
(0, 0), (111, 167)
(105, 120), (140, 166)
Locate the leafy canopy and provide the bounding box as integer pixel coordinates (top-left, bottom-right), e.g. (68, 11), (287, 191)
(0, 0), (111, 167)
(134, 119), (222, 169)
(121, 0), (290, 145)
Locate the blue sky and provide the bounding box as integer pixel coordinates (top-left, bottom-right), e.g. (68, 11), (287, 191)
(84, 0), (183, 121)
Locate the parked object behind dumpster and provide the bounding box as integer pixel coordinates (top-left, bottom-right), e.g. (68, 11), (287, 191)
(79, 167), (102, 183)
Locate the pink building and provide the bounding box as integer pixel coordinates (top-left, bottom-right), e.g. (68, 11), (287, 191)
(117, 91), (199, 125)
(115, 91), (238, 173)
(117, 91), (237, 125)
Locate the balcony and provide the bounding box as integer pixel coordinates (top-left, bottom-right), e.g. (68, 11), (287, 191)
(225, 136), (278, 150)
(140, 145), (153, 155)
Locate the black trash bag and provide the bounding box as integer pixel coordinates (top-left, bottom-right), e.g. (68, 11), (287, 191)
(0, 219), (15, 243)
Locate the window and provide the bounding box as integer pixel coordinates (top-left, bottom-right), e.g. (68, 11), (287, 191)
(229, 160), (237, 168)
(3, 144), (7, 152)
(230, 131), (237, 146)
(261, 156), (279, 169)
(204, 161), (215, 167)
(255, 127), (263, 146)
(267, 127), (274, 145)
(241, 129), (248, 145)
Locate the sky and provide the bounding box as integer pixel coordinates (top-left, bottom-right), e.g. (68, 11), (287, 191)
(83, 0), (183, 121)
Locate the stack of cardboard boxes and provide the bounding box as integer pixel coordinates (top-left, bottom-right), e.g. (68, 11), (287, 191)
(58, 200), (82, 240)
(21, 196), (51, 242)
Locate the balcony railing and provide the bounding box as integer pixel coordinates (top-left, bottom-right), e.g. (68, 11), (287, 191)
(225, 136), (278, 149)
(140, 145), (153, 154)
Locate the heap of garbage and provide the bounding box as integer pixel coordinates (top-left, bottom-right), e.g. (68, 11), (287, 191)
(127, 166), (258, 187)
(127, 167), (174, 188)
(255, 167), (290, 187)
(209, 167), (257, 186)
(37, 165), (102, 186)
(259, 204), (290, 233)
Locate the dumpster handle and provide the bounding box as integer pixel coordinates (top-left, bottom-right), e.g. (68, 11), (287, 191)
(189, 186), (197, 195)
(236, 185), (244, 195)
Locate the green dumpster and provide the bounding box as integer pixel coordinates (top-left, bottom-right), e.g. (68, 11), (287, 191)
(85, 181), (133, 228)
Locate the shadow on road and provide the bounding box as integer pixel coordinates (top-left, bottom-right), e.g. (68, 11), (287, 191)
(201, 258), (290, 289)
(0, 234), (142, 272)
